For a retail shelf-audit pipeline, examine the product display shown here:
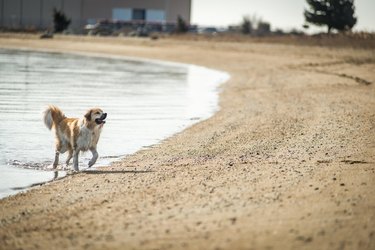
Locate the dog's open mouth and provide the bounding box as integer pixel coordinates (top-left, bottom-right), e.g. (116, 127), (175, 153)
(95, 113), (107, 125)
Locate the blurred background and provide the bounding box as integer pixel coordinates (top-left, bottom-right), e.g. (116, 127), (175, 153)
(0, 0), (373, 36)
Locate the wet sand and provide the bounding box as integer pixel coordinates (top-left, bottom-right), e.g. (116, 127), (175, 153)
(0, 34), (374, 250)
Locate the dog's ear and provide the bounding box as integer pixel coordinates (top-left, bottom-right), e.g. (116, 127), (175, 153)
(84, 110), (92, 121)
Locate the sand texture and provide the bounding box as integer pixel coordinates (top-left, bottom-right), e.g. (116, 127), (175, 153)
(0, 35), (374, 250)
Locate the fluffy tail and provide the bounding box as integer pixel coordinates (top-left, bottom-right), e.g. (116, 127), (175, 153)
(43, 105), (66, 130)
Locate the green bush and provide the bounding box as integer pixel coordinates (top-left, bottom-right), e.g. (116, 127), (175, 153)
(53, 8), (71, 33)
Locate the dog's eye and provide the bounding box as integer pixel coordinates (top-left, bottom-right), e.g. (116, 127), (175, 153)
(95, 112), (100, 115)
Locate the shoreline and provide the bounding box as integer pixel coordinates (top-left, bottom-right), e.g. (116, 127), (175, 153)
(0, 47), (229, 199)
(0, 35), (374, 250)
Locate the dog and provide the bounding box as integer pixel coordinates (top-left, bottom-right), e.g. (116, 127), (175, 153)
(43, 105), (107, 171)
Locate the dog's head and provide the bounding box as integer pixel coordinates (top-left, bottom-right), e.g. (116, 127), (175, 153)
(84, 108), (107, 126)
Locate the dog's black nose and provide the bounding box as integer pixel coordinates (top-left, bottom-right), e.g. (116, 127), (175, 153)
(102, 113), (107, 119)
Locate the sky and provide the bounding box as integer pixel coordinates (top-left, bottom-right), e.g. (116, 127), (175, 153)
(191, 0), (375, 33)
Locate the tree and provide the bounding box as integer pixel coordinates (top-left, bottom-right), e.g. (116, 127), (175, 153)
(176, 15), (188, 33)
(53, 8), (71, 33)
(241, 16), (253, 35)
(257, 21), (271, 35)
(304, 0), (357, 33)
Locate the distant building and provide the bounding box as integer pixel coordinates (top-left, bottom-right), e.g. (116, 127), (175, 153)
(0, 0), (191, 33)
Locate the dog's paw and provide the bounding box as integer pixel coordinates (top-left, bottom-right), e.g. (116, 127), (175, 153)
(67, 169), (79, 175)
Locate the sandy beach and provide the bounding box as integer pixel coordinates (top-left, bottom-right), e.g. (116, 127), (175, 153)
(0, 34), (374, 250)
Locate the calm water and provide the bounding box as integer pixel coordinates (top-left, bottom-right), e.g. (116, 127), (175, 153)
(0, 49), (229, 198)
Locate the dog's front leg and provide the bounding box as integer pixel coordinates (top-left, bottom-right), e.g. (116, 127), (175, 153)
(72, 150), (80, 171)
(88, 148), (98, 168)
(66, 150), (73, 167)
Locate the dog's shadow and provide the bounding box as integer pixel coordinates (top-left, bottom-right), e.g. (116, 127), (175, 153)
(11, 171), (66, 190)
(11, 169), (153, 191)
(82, 169), (154, 174)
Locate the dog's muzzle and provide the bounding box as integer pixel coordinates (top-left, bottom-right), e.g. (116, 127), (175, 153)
(95, 113), (107, 125)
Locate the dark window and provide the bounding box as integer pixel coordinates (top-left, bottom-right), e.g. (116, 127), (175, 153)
(132, 9), (146, 20)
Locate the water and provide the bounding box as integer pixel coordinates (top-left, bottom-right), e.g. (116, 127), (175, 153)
(0, 48), (229, 199)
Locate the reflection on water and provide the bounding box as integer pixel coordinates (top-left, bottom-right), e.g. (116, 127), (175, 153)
(0, 49), (229, 198)
(10, 170), (66, 191)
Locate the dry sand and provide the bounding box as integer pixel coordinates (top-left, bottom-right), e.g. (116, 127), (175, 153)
(0, 34), (374, 250)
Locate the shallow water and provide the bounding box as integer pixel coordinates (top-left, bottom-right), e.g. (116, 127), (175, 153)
(0, 49), (229, 198)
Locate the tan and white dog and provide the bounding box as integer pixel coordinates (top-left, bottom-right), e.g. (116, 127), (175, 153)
(43, 105), (107, 171)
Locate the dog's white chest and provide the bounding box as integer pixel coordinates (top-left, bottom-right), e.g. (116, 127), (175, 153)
(77, 126), (101, 151)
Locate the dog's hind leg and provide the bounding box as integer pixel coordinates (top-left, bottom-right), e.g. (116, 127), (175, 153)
(88, 147), (98, 168)
(72, 150), (80, 171)
(53, 141), (61, 168)
(53, 151), (59, 169)
(66, 149), (73, 167)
